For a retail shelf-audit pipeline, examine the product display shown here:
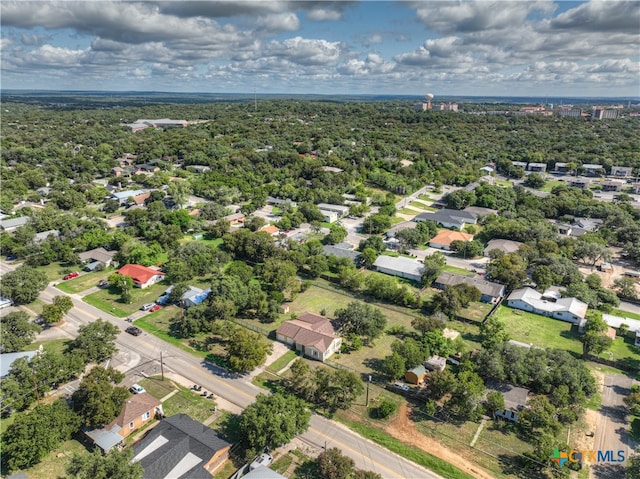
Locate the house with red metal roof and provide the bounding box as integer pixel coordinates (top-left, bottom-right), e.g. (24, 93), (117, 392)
(118, 264), (165, 289)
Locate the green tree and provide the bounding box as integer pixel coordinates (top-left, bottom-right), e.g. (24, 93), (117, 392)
(239, 392), (310, 456)
(41, 303), (64, 323)
(485, 253), (528, 291)
(315, 448), (356, 479)
(486, 391), (506, 416)
(226, 328), (273, 373)
(167, 180), (191, 209)
(108, 272), (134, 304)
(362, 214), (392, 234)
(519, 395), (560, 435)
(360, 247), (379, 268)
(371, 399), (398, 419)
(72, 366), (129, 427)
(0, 265), (48, 304)
(334, 301), (387, 342)
(74, 319), (119, 363)
(3, 400), (81, 471)
(66, 449), (143, 479)
(53, 295), (73, 314)
(382, 352), (406, 379)
(480, 316), (510, 350)
(523, 173), (546, 189)
(623, 385), (640, 416)
(324, 224), (348, 245)
(422, 252), (446, 286)
(580, 311), (613, 358)
(613, 276), (638, 300)
(0, 311), (41, 353)
(628, 447), (640, 479)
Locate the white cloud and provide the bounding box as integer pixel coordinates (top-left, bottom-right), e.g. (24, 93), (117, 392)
(307, 8), (342, 21)
(256, 13), (300, 32)
(263, 37), (341, 66)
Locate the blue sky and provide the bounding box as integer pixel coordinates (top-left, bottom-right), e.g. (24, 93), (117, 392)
(1, 1), (638, 97)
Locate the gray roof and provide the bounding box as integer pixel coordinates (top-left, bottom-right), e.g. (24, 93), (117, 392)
(78, 247), (116, 264)
(110, 189), (145, 200)
(485, 381), (529, 410)
(133, 414), (231, 479)
(484, 239), (524, 255)
(602, 314), (640, 333)
(0, 216), (30, 230)
(1, 351), (37, 378)
(242, 467), (287, 479)
(463, 206), (498, 217)
(414, 208), (477, 227)
(373, 255), (424, 277)
(434, 272), (505, 298)
(84, 427), (123, 452)
(33, 229), (60, 243)
(323, 245), (361, 262)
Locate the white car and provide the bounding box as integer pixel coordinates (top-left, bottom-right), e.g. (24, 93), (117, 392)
(130, 383), (146, 394)
(141, 303), (155, 311)
(249, 453), (273, 471)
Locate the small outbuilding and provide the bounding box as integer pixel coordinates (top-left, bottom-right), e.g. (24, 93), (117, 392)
(424, 355), (447, 372)
(405, 365), (427, 385)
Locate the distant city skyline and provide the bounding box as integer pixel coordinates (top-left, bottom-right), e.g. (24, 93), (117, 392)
(1, 1), (639, 97)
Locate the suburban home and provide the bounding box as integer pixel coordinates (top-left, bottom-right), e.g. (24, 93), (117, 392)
(109, 189), (146, 206)
(463, 206), (498, 218)
(527, 162), (547, 172)
(0, 216), (30, 232)
(85, 392), (162, 453)
(320, 209), (339, 223)
(414, 209), (477, 230)
(186, 165), (211, 174)
(601, 180), (623, 192)
(485, 381), (529, 423)
(511, 161), (527, 170)
(259, 225), (280, 236)
(78, 247), (116, 268)
(131, 192), (151, 206)
(158, 285), (211, 308)
(506, 287), (588, 325)
(33, 229), (60, 244)
(266, 196), (297, 208)
(611, 166), (633, 177)
(483, 239), (524, 257)
(405, 365), (426, 385)
(322, 244), (361, 265)
(317, 203), (350, 217)
(601, 314), (640, 334)
(242, 467), (287, 479)
(221, 212), (245, 224)
(424, 356), (447, 372)
(433, 272), (505, 304)
(372, 255), (425, 283)
(553, 163), (569, 173)
(135, 164), (160, 174)
(36, 187), (52, 196)
(126, 119), (188, 132)
(117, 264), (165, 288)
(428, 230), (474, 250)
(276, 312), (342, 362)
(132, 414), (231, 478)
(0, 351), (37, 379)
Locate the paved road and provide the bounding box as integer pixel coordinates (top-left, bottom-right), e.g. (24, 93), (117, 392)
(591, 374), (636, 479)
(40, 284), (443, 479)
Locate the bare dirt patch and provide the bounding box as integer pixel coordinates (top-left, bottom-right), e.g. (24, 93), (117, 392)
(384, 403), (495, 479)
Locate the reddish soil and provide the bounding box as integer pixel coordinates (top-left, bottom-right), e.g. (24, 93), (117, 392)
(384, 403), (495, 479)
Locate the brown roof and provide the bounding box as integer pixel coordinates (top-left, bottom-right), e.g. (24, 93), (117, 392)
(132, 192), (151, 205)
(260, 225), (280, 235)
(108, 392), (160, 430)
(276, 313), (339, 352)
(78, 247), (116, 264)
(430, 229), (473, 246)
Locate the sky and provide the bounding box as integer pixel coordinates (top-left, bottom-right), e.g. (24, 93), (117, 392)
(1, 1), (639, 97)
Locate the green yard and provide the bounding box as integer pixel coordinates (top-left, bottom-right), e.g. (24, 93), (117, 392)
(540, 180), (566, 192)
(409, 200), (436, 211)
(82, 281), (170, 317)
(34, 262), (78, 283)
(55, 268), (114, 294)
(20, 438), (90, 479)
(418, 194), (432, 201)
(24, 338), (70, 354)
(610, 308), (640, 322)
(139, 376), (178, 400)
(493, 306), (582, 353)
(162, 384), (217, 423)
(442, 264), (475, 276)
(398, 207), (420, 215)
(267, 349), (299, 374)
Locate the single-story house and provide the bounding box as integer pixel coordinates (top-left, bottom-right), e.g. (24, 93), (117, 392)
(429, 230), (474, 250)
(131, 192), (151, 206)
(385, 221), (418, 238)
(601, 180), (623, 192)
(319, 209), (339, 223)
(0, 216), (30, 232)
(117, 264), (165, 289)
(0, 351), (37, 378)
(414, 209), (477, 230)
(78, 247), (116, 268)
(266, 196), (297, 208)
(186, 165), (211, 174)
(323, 244), (361, 265)
(33, 229), (60, 244)
(222, 212), (245, 224)
(372, 255), (425, 283)
(159, 285), (211, 308)
(85, 393), (162, 453)
(527, 162), (547, 172)
(485, 381), (529, 423)
(433, 272), (505, 304)
(483, 239), (524, 257)
(583, 164), (604, 176)
(602, 314), (640, 334)
(109, 190), (146, 206)
(259, 225), (280, 236)
(317, 203), (350, 217)
(132, 414), (231, 478)
(553, 162), (569, 173)
(512, 161), (528, 169)
(568, 178), (591, 189)
(463, 206), (498, 218)
(36, 187), (52, 196)
(611, 166), (633, 177)
(405, 365), (426, 385)
(276, 312), (342, 362)
(243, 466), (287, 479)
(506, 287), (588, 325)
(424, 356), (447, 372)
(135, 164), (160, 174)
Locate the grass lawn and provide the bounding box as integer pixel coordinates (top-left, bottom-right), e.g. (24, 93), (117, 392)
(495, 180), (513, 188)
(442, 264), (475, 276)
(139, 376), (178, 400)
(418, 194), (432, 201)
(458, 301), (493, 323)
(398, 207), (420, 216)
(83, 281), (170, 317)
(34, 262), (79, 283)
(24, 338), (70, 354)
(267, 349), (299, 374)
(540, 180), (566, 192)
(390, 216), (405, 225)
(55, 268), (114, 294)
(21, 438), (90, 479)
(23, 298), (44, 316)
(163, 384), (217, 423)
(181, 235), (223, 249)
(600, 334), (640, 370)
(610, 308), (640, 322)
(493, 306), (582, 354)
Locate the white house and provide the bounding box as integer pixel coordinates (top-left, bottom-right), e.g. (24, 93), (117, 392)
(317, 203), (350, 217)
(506, 287), (588, 325)
(117, 264), (165, 289)
(372, 255), (425, 283)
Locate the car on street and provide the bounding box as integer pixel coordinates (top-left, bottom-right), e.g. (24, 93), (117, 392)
(141, 303), (155, 311)
(63, 272), (79, 280)
(125, 326), (142, 336)
(149, 304), (162, 312)
(129, 383), (146, 394)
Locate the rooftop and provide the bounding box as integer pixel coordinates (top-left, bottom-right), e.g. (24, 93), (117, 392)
(372, 255), (425, 278)
(276, 313), (339, 352)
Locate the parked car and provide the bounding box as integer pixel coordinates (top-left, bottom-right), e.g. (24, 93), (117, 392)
(141, 303), (155, 311)
(97, 279), (109, 288)
(63, 272), (79, 280)
(129, 383), (146, 394)
(125, 326), (142, 336)
(250, 453), (273, 471)
(149, 304), (162, 312)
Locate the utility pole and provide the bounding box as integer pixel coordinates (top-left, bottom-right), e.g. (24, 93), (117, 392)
(365, 375), (371, 407)
(160, 351), (165, 381)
